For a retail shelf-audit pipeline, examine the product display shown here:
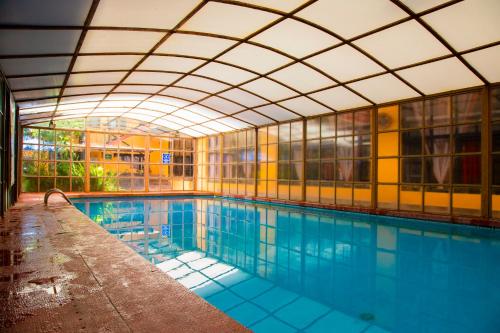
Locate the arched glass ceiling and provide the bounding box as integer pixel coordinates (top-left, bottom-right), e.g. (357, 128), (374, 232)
(1, 0), (499, 137)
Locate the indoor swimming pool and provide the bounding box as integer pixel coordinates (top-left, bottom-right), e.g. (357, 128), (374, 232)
(73, 196), (500, 333)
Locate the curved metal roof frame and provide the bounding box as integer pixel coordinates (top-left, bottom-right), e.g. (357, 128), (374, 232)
(1, 0), (499, 136)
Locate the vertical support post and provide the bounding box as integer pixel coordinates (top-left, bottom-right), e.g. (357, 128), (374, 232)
(144, 134), (150, 192)
(254, 127), (258, 198)
(481, 86), (490, 219)
(302, 119), (306, 202)
(219, 134), (223, 194)
(371, 107), (378, 209)
(84, 130), (90, 192)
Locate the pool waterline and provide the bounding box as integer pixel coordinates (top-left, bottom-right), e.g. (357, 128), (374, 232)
(73, 196), (500, 333)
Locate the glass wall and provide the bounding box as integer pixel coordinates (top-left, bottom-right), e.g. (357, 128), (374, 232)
(196, 87), (500, 220)
(197, 135), (221, 193)
(21, 127), (194, 192)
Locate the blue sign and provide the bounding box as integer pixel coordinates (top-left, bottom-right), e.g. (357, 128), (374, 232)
(161, 225), (171, 237)
(162, 153), (171, 164)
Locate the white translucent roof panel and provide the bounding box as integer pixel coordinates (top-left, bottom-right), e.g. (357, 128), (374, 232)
(354, 20), (450, 69)
(399, 0), (452, 13)
(155, 33), (236, 58)
(114, 85), (164, 94)
(217, 117), (250, 130)
(150, 95), (191, 108)
(173, 110), (209, 123)
(80, 30), (163, 53)
(422, 0), (500, 51)
(67, 72), (127, 86)
(203, 120), (234, 132)
(309, 86), (371, 111)
(57, 101), (99, 111)
(185, 105), (224, 119)
(268, 63), (334, 92)
(162, 115), (194, 127)
(253, 104), (299, 121)
(14, 88), (60, 101)
(73, 55), (142, 71)
(251, 19), (340, 58)
(194, 62), (257, 85)
(91, 0), (201, 29)
(60, 94), (106, 104)
(218, 88), (267, 108)
(218, 43), (293, 74)
(99, 100), (140, 108)
(179, 128), (204, 137)
(138, 101), (178, 113)
(160, 87), (208, 101)
(175, 75), (229, 93)
(18, 99), (58, 109)
(396, 58), (483, 95)
(124, 72), (182, 85)
(278, 96), (331, 117)
(241, 78), (297, 101)
(347, 74), (419, 104)
(305, 45), (384, 82)
(0, 0), (92, 26)
(105, 94), (149, 101)
(63, 85), (113, 96)
(234, 111), (274, 126)
(242, 0), (308, 12)
(138, 55), (205, 73)
(296, 0), (407, 39)
(200, 96), (244, 114)
(463, 45), (500, 83)
(0, 57), (71, 76)
(0, 29), (81, 55)
(181, 2), (279, 38)
(9, 74), (65, 90)
(153, 118), (183, 130)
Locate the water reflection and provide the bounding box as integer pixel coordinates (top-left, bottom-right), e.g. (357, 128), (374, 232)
(74, 197), (500, 333)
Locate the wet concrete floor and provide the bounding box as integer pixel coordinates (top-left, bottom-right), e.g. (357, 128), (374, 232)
(0, 194), (248, 332)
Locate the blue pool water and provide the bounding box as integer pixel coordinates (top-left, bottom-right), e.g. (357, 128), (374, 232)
(73, 196), (500, 333)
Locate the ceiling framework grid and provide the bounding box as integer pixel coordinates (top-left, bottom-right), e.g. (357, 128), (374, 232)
(0, 0), (498, 136)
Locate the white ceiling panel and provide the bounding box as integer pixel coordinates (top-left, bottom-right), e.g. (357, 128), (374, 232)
(173, 109), (210, 123)
(73, 55), (142, 71)
(114, 85), (164, 94)
(155, 33), (236, 58)
(463, 45), (500, 83)
(161, 87), (208, 101)
(185, 105), (224, 119)
(91, 0), (201, 29)
(57, 101), (99, 111)
(124, 71), (182, 85)
(138, 55), (205, 73)
(268, 63), (334, 92)
(309, 86), (371, 110)
(354, 20), (450, 68)
(296, 0), (407, 39)
(150, 95), (191, 107)
(251, 19), (340, 58)
(0, 57), (71, 76)
(180, 2), (279, 38)
(253, 104), (299, 121)
(234, 110), (274, 126)
(67, 72), (127, 85)
(347, 74), (419, 104)
(60, 94), (106, 104)
(179, 128), (204, 137)
(423, 0), (500, 51)
(217, 117), (250, 129)
(105, 94), (149, 101)
(18, 99), (58, 109)
(0, 0), (92, 25)
(241, 0), (308, 12)
(218, 88), (267, 108)
(153, 118), (183, 130)
(14, 88), (60, 101)
(241, 78), (297, 101)
(194, 62), (257, 85)
(203, 120), (234, 132)
(218, 43), (293, 74)
(175, 75), (229, 93)
(162, 115), (194, 127)
(99, 100), (140, 108)
(138, 101), (178, 113)
(399, 0), (452, 13)
(396, 58), (483, 95)
(0, 30), (81, 55)
(278, 96), (331, 116)
(80, 30), (163, 53)
(63, 85), (113, 96)
(9, 74), (65, 90)
(305, 45), (384, 82)
(200, 96), (244, 114)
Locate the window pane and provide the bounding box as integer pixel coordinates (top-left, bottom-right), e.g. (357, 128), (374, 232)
(492, 86), (500, 121)
(337, 112), (353, 136)
(378, 105), (399, 131)
(424, 157), (450, 184)
(425, 97), (450, 126)
(321, 161), (335, 181)
(454, 124), (481, 153)
(336, 137), (353, 158)
(401, 158), (422, 183)
(290, 162), (302, 181)
(279, 123), (290, 142)
(290, 141), (303, 161)
(354, 135), (370, 158)
(321, 115), (335, 137)
(336, 160), (353, 181)
(278, 143), (290, 160)
(354, 109), (371, 134)
(493, 155), (500, 185)
(453, 155), (480, 184)
(401, 101), (423, 129)
(321, 138), (335, 159)
(278, 162), (289, 180)
(354, 159), (370, 182)
(290, 121), (303, 141)
(306, 161), (320, 180)
(307, 118), (320, 139)
(424, 127), (451, 155)
(453, 91), (481, 124)
(306, 140), (320, 160)
(401, 130), (422, 155)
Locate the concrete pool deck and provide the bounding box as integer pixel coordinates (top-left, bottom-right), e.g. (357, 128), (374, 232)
(0, 194), (249, 332)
